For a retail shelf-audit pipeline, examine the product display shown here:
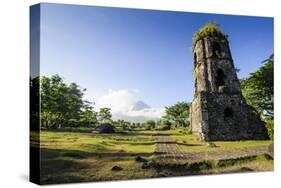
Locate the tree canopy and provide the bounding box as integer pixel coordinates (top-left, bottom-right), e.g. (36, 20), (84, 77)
(39, 75), (99, 129)
(37, 75), (191, 131)
(162, 102), (190, 128)
(240, 54), (274, 118)
(98, 107), (112, 124)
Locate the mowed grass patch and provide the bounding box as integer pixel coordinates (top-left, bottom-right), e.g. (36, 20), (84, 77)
(41, 127), (96, 133)
(166, 129), (272, 153)
(37, 130), (158, 184)
(40, 149), (160, 184)
(39, 131), (155, 154)
(34, 129), (273, 184)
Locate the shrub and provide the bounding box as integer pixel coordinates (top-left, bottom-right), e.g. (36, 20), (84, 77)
(121, 123), (128, 130)
(68, 119), (79, 127)
(217, 156), (257, 168)
(161, 124), (171, 130)
(157, 119), (172, 130)
(144, 124), (152, 130)
(187, 161), (214, 172)
(265, 119), (274, 140)
(206, 142), (217, 148)
(179, 128), (192, 135)
(144, 120), (156, 130)
(186, 128), (192, 135)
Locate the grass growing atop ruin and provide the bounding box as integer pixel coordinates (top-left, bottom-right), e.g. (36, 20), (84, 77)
(192, 22), (226, 49)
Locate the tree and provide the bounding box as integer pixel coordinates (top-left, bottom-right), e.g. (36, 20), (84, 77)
(80, 100), (98, 126)
(163, 102), (190, 128)
(240, 54), (274, 140)
(144, 120), (156, 130)
(66, 82), (84, 120)
(240, 54), (274, 118)
(116, 119), (129, 130)
(98, 107), (112, 124)
(40, 74), (86, 128)
(30, 76), (40, 131)
(160, 119), (172, 130)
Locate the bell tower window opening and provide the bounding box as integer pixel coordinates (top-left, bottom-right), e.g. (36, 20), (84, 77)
(215, 68), (225, 88)
(224, 107), (233, 118)
(212, 42), (222, 58)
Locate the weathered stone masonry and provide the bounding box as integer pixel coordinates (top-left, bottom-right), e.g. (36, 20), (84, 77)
(190, 26), (268, 141)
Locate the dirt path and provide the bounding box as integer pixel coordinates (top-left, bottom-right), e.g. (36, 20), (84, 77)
(154, 134), (269, 164)
(154, 134), (187, 164)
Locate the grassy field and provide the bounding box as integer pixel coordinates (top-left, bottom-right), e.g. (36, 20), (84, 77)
(32, 130), (159, 184)
(163, 128), (272, 153)
(31, 129), (273, 184)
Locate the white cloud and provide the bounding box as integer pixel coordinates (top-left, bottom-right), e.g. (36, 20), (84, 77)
(95, 89), (164, 122)
(96, 89), (136, 113)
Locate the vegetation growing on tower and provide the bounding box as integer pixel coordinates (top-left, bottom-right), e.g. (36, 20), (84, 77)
(192, 22), (227, 50)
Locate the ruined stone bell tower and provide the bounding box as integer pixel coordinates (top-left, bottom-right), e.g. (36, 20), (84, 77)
(190, 23), (268, 141)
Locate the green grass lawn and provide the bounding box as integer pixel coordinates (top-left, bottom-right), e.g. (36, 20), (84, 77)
(39, 131), (155, 154)
(32, 128), (273, 184)
(163, 128), (272, 153)
(33, 130), (159, 184)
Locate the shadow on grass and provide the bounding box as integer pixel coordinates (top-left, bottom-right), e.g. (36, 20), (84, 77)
(155, 141), (177, 144)
(40, 147), (154, 160)
(90, 131), (154, 137)
(36, 146), (155, 185)
(177, 142), (204, 147)
(127, 142), (155, 146)
(116, 132), (172, 137)
(153, 133), (172, 136)
(102, 141), (155, 146)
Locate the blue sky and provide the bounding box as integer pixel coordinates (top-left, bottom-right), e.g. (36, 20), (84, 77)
(38, 3), (273, 120)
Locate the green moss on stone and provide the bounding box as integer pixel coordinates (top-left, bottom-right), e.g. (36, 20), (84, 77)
(192, 22), (226, 50)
